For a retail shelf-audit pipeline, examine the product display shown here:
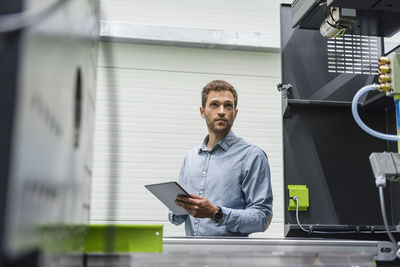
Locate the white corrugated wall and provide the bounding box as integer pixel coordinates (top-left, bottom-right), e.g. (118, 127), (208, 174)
(99, 0), (286, 34)
(91, 0), (286, 238)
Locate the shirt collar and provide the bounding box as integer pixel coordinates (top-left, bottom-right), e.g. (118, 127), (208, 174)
(199, 131), (238, 153)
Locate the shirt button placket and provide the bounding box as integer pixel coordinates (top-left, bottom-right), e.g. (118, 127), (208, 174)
(196, 152), (209, 237)
(201, 153), (207, 195)
(193, 218), (199, 236)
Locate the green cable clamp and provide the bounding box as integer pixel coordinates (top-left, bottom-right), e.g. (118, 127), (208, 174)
(288, 185), (309, 211)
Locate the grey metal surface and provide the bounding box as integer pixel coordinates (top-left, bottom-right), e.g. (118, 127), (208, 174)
(100, 20), (280, 52)
(370, 152), (400, 186)
(163, 237), (382, 255)
(329, 0), (400, 12)
(291, 0), (321, 28)
(87, 253), (375, 267)
(85, 237), (396, 266)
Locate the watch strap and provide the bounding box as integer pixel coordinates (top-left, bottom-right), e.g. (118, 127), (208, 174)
(214, 206), (223, 222)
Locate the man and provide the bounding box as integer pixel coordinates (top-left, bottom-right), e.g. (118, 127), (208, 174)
(168, 80), (273, 236)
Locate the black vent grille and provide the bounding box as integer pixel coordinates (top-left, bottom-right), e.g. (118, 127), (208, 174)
(327, 34), (379, 74)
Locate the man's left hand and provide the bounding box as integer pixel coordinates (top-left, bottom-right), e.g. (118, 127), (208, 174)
(175, 194), (218, 219)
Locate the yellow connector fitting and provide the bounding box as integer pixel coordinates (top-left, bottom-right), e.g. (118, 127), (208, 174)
(378, 57), (391, 65)
(378, 75), (392, 83)
(380, 83), (392, 92)
(378, 65), (391, 74)
(379, 53), (399, 96)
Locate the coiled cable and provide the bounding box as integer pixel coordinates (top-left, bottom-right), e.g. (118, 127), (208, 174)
(351, 84), (400, 141)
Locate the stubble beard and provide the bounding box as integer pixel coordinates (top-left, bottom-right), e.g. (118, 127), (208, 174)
(206, 117), (233, 137)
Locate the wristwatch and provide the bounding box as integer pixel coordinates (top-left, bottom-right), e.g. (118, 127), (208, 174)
(214, 206), (223, 223)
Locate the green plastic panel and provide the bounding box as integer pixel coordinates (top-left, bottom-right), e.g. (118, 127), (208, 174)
(84, 224), (163, 253)
(39, 224), (87, 253)
(288, 185), (309, 211)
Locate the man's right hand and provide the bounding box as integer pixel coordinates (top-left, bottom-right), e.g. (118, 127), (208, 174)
(175, 194), (218, 219)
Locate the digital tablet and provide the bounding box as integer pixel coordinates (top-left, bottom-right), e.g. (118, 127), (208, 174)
(145, 181), (190, 215)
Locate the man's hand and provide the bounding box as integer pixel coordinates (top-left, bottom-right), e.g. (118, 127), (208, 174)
(175, 194), (218, 219)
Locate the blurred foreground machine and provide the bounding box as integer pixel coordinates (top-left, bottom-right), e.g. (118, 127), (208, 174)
(281, 0), (400, 252)
(0, 0), (99, 266)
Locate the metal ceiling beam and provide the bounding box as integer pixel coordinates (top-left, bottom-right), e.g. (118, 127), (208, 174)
(100, 20), (280, 52)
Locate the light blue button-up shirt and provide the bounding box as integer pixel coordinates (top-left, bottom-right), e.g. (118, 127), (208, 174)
(168, 131), (273, 236)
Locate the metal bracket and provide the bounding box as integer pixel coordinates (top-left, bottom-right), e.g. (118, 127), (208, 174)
(369, 152), (400, 187)
(375, 241), (397, 261)
(277, 83), (293, 95)
(277, 83), (293, 119)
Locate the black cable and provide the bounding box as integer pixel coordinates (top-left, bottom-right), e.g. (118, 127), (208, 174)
(294, 196), (312, 233)
(378, 186), (398, 246)
(324, 2), (329, 19)
(328, 8), (345, 29)
(323, 4), (347, 34)
(293, 196), (356, 234)
(325, 20), (341, 30)
(0, 0), (70, 33)
(293, 196), (389, 235)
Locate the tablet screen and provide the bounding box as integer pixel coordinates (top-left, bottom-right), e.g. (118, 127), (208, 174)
(145, 181), (189, 215)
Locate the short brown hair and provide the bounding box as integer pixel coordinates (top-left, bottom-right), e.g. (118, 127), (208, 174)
(201, 80), (238, 108)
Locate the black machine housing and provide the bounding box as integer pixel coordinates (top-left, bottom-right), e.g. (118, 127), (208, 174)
(281, 3), (400, 239)
(292, 0), (400, 37)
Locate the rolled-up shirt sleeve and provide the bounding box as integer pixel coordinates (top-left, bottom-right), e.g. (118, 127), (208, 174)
(218, 147), (273, 234)
(168, 210), (187, 225)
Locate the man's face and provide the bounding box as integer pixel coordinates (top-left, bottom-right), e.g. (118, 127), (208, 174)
(200, 90), (238, 136)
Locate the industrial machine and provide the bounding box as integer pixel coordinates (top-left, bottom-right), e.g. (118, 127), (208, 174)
(0, 0), (99, 266)
(280, 0), (400, 264)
